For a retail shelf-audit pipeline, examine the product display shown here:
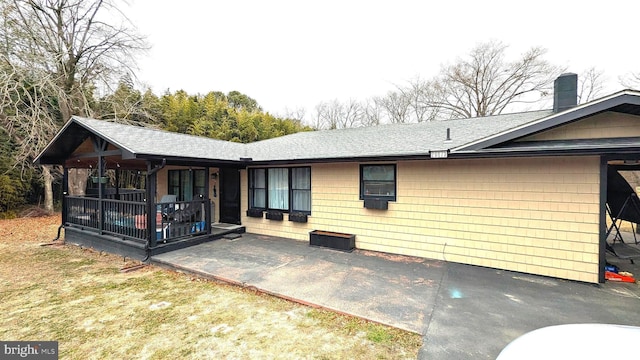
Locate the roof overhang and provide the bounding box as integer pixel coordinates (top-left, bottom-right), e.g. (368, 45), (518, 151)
(35, 117), (141, 166)
(453, 90), (640, 153)
(34, 89), (640, 169)
(35, 116), (247, 168)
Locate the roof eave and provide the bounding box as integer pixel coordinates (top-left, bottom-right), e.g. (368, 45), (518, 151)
(452, 90), (640, 153)
(455, 146), (640, 159)
(139, 154), (247, 167)
(34, 117), (80, 165)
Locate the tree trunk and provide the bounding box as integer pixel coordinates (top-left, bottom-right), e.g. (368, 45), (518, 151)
(42, 165), (54, 212)
(68, 168), (89, 196)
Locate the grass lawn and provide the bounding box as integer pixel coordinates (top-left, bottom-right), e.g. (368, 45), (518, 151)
(0, 215), (422, 359)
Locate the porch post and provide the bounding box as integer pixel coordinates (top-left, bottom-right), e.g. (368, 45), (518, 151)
(205, 167), (211, 235)
(62, 167), (69, 225)
(97, 151), (104, 233)
(598, 156), (607, 283)
(115, 167), (120, 200)
(147, 161), (158, 248)
(91, 135), (108, 234)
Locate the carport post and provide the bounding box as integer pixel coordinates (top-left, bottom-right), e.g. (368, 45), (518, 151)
(598, 156), (608, 283)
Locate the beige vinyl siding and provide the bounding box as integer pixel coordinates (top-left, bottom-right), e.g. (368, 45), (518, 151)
(521, 112), (640, 141)
(241, 156), (601, 283)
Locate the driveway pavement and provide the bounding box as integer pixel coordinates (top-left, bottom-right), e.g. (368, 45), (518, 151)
(151, 233), (640, 359)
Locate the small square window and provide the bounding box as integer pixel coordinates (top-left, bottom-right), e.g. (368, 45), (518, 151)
(360, 164), (396, 201)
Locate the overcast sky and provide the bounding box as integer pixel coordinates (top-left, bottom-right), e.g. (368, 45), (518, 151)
(126, 0), (640, 120)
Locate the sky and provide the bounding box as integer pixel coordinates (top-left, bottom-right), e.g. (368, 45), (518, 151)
(125, 0), (640, 121)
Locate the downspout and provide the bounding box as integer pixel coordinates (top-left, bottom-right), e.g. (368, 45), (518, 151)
(143, 158), (166, 261)
(148, 158), (167, 176)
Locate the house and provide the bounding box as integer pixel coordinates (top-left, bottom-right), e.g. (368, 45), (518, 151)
(36, 73), (640, 283)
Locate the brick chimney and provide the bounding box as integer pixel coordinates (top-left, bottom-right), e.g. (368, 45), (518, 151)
(553, 73), (578, 113)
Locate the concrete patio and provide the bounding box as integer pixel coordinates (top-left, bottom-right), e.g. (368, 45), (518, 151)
(151, 233), (640, 359)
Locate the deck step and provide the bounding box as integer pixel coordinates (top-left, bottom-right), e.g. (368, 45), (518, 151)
(223, 233), (242, 240)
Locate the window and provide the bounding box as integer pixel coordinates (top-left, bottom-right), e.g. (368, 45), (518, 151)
(292, 167), (311, 212)
(193, 170), (206, 199)
(360, 164), (396, 201)
(168, 170), (181, 199)
(168, 169), (206, 201)
(268, 168), (289, 210)
(249, 167), (311, 214)
(249, 169), (266, 208)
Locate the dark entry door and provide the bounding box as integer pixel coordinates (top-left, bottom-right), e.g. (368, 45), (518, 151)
(219, 168), (241, 224)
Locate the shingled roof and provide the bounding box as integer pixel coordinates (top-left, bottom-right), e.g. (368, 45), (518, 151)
(35, 89), (640, 166)
(72, 117), (249, 161)
(245, 110), (552, 162)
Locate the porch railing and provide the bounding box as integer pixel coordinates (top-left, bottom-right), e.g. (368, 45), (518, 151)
(67, 196), (100, 229)
(65, 196), (209, 245)
(158, 200), (208, 241)
(103, 199), (148, 242)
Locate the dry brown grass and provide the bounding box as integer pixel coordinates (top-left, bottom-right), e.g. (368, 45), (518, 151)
(0, 215), (422, 359)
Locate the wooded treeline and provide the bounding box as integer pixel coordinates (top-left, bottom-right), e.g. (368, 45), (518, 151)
(0, 81), (310, 217)
(96, 81), (311, 143)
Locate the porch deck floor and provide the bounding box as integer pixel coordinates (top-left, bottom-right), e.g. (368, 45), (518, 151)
(150, 233), (640, 359)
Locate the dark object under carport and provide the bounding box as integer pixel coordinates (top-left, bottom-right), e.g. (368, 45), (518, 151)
(605, 169), (640, 262)
(606, 169), (640, 242)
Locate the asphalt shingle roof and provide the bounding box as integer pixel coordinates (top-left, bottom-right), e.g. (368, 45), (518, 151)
(42, 110), (555, 164)
(73, 117), (249, 161)
(245, 110), (553, 161)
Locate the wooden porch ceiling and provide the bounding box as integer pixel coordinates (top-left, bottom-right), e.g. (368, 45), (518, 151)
(65, 155), (147, 170)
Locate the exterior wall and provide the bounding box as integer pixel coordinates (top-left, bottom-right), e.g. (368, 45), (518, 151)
(241, 156), (601, 283)
(522, 112), (640, 141)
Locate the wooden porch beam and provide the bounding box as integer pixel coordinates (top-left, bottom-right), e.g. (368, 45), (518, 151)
(68, 149), (123, 161)
(91, 135), (109, 153)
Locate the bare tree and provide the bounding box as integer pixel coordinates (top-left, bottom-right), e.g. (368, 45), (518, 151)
(338, 99), (364, 129)
(313, 99), (364, 129)
(0, 0), (147, 210)
(427, 40), (561, 119)
(313, 100), (341, 130)
(398, 77), (441, 122)
(278, 107), (307, 124)
(95, 77), (162, 125)
(310, 104), (326, 130)
(620, 72), (640, 89)
(577, 67), (606, 104)
(378, 90), (411, 123)
(361, 97), (385, 126)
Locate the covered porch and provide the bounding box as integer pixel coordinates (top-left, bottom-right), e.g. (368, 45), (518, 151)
(64, 192), (220, 259)
(36, 117), (247, 259)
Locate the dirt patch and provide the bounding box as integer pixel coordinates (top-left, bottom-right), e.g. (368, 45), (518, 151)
(0, 215), (422, 359)
(359, 248), (433, 264)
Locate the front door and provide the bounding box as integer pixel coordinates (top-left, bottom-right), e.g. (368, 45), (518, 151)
(219, 168), (241, 224)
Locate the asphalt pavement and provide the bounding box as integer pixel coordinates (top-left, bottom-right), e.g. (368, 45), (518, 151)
(151, 233), (640, 359)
